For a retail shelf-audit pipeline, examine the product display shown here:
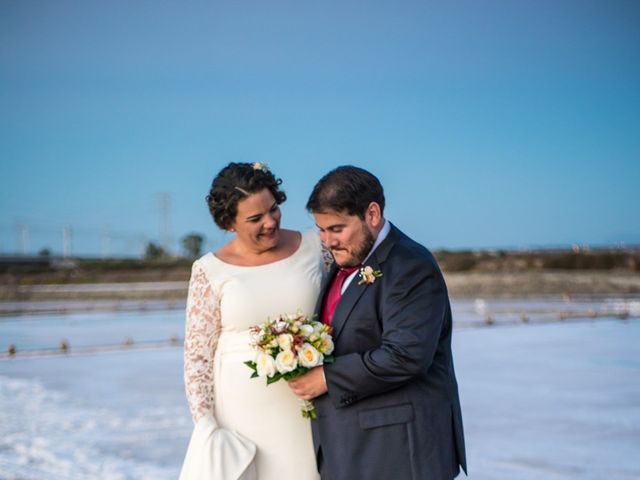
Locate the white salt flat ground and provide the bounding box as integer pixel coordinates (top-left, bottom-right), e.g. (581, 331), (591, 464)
(0, 300), (638, 479)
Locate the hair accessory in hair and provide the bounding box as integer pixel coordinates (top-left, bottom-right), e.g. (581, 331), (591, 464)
(234, 186), (250, 196)
(252, 162), (269, 172)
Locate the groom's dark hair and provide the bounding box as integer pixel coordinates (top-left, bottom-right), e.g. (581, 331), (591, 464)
(306, 165), (385, 219)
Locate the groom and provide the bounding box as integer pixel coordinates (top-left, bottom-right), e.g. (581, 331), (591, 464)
(288, 166), (467, 480)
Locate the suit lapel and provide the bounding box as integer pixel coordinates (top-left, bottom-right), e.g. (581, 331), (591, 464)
(330, 224), (400, 341)
(329, 262), (371, 341)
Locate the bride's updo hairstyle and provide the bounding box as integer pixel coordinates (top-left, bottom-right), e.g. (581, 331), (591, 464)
(206, 162), (287, 230)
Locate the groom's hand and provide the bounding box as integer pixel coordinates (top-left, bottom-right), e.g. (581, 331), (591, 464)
(287, 366), (327, 400)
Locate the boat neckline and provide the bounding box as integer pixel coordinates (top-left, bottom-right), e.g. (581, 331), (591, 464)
(208, 230), (306, 268)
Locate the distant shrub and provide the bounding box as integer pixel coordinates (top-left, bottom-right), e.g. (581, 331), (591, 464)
(436, 251), (477, 272)
(434, 248), (640, 272)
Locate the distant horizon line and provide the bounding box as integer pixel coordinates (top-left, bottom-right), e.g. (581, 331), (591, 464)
(2, 242), (640, 261)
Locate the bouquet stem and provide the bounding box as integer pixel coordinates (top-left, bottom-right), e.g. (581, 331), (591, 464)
(300, 400), (317, 419)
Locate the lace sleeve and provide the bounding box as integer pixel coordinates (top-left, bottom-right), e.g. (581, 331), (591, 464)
(184, 261), (222, 423)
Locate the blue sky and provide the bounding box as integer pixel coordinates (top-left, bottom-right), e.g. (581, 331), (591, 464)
(1, 1), (639, 256)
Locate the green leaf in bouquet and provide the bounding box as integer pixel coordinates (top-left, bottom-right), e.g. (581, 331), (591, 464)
(266, 372), (283, 385)
(244, 361), (259, 378)
(282, 367), (310, 381)
(323, 355), (335, 364)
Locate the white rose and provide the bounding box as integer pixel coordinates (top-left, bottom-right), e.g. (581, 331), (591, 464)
(249, 330), (260, 343)
(255, 352), (276, 377)
(319, 332), (334, 355)
(299, 324), (314, 338)
(299, 343), (323, 368)
(277, 333), (294, 351)
(275, 349), (298, 373)
(312, 321), (324, 334)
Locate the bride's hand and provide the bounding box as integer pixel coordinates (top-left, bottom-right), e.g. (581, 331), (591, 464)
(287, 366), (327, 401)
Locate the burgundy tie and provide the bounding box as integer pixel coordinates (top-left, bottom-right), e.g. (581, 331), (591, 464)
(322, 266), (360, 325)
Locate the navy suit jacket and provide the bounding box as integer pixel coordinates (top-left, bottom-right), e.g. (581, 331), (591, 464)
(311, 224), (466, 480)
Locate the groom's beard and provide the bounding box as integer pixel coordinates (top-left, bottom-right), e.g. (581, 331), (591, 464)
(333, 223), (376, 268)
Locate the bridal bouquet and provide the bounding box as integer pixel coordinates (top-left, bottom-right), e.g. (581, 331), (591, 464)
(244, 312), (335, 419)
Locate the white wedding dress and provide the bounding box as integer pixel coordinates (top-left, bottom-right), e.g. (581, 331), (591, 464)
(181, 231), (324, 480)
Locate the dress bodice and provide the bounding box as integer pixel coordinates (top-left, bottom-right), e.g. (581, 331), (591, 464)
(197, 231), (324, 332)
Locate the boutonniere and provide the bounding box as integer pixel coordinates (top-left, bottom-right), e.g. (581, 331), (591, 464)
(358, 265), (383, 285)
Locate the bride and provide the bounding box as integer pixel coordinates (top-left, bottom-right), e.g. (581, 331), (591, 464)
(180, 162), (324, 480)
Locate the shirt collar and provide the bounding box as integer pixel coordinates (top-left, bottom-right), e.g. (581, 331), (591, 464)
(362, 219), (390, 264)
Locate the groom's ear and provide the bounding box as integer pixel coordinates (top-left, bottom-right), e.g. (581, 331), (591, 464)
(365, 202), (383, 228)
